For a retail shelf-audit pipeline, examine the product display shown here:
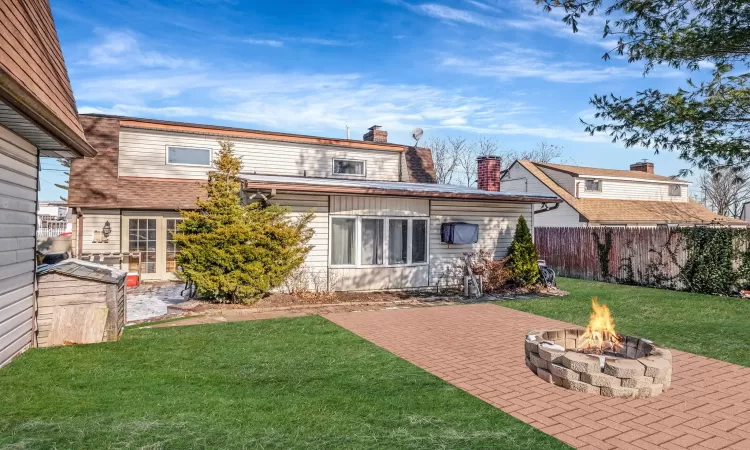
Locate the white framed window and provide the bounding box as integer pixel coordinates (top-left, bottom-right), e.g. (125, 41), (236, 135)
(330, 216), (429, 267)
(331, 218), (356, 265)
(669, 185), (681, 197)
(166, 146), (212, 166)
(361, 218), (384, 265)
(332, 159), (366, 176)
(585, 179), (602, 192)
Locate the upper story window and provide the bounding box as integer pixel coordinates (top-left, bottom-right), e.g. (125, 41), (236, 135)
(167, 146), (212, 166)
(669, 185), (681, 197)
(585, 179), (602, 192)
(333, 159), (365, 176)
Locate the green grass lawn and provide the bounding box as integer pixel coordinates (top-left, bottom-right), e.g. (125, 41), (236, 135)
(500, 278), (750, 367)
(0, 316), (567, 450)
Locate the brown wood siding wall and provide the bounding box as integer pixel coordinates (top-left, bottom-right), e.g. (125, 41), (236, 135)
(535, 227), (703, 289)
(0, 0), (86, 142)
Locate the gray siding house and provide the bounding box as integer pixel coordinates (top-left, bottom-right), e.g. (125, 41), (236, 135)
(0, 0), (96, 367)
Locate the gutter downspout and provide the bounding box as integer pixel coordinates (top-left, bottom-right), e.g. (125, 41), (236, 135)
(534, 203), (560, 214)
(76, 207), (84, 257)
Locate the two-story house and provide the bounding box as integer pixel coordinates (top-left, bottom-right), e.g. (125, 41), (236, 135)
(67, 116), (559, 289)
(501, 160), (746, 227)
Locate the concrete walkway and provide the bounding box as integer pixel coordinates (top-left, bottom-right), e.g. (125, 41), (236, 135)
(326, 304), (750, 450)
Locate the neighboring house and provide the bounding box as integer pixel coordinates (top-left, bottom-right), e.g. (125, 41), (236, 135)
(741, 202), (750, 223)
(501, 160), (746, 227)
(67, 118), (558, 289)
(37, 201), (72, 237)
(0, 0), (96, 367)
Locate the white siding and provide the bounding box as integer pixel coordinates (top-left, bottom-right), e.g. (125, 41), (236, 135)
(271, 193), (329, 285)
(0, 124), (37, 368)
(80, 209), (122, 255)
(330, 196), (428, 216)
(119, 128), (402, 181)
(577, 178), (689, 202)
(330, 266), (429, 291)
(429, 199), (533, 286)
(501, 164), (583, 227)
(540, 168), (575, 194)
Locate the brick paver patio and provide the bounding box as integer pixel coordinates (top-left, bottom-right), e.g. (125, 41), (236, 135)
(326, 304), (750, 450)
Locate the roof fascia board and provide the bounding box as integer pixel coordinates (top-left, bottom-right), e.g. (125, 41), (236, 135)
(575, 174), (691, 185)
(0, 72), (96, 157)
(241, 180), (561, 204)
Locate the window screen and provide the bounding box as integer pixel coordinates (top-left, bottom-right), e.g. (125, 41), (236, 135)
(388, 219), (408, 265)
(167, 147), (211, 166)
(412, 219), (427, 263)
(361, 219), (384, 265)
(331, 218), (356, 265)
(669, 185), (681, 196)
(333, 159), (365, 175)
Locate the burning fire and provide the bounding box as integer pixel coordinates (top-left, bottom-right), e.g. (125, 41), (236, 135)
(577, 297), (622, 354)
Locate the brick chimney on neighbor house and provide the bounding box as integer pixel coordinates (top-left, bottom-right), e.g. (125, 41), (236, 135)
(477, 156), (502, 191)
(363, 125), (387, 143)
(630, 161), (654, 173)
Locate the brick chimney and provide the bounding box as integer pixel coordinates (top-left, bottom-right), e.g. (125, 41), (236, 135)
(477, 156), (502, 191)
(630, 161), (654, 173)
(363, 125), (387, 143)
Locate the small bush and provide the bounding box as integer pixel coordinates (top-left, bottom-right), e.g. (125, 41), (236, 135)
(507, 216), (539, 286)
(470, 250), (511, 292)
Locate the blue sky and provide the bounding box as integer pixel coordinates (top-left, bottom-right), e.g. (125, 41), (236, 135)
(40, 0), (709, 200)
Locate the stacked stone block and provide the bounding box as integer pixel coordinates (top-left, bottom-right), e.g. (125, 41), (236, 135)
(524, 328), (672, 398)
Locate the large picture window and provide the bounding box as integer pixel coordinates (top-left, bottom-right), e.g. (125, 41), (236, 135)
(331, 217), (429, 267)
(412, 219), (427, 263)
(331, 218), (356, 265)
(388, 219), (408, 265)
(361, 219), (384, 265)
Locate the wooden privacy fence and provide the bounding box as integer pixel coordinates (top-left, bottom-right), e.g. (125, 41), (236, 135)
(535, 227), (687, 289)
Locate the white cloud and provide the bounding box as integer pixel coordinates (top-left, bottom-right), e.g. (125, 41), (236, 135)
(73, 29), (606, 145)
(295, 37), (353, 46)
(441, 54), (638, 83)
(87, 30), (200, 69)
(244, 38), (284, 47)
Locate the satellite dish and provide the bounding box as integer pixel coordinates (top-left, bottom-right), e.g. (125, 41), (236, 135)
(412, 128), (424, 146)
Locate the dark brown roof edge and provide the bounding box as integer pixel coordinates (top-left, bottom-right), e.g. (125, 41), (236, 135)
(0, 72), (96, 157)
(241, 179), (562, 204)
(82, 113), (420, 153)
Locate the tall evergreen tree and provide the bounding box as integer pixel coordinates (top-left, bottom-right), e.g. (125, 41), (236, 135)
(536, 0), (750, 175)
(54, 159), (71, 202)
(507, 216), (539, 285)
(174, 140), (314, 303)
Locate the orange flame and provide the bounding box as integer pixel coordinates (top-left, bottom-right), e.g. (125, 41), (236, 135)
(577, 297), (621, 353)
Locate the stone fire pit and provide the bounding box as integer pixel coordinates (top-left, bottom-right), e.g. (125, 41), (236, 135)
(525, 328), (672, 398)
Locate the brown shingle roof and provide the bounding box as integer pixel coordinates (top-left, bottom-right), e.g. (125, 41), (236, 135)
(69, 114), (438, 208)
(576, 198), (747, 225)
(0, 0), (94, 156)
(403, 146), (436, 183)
(515, 160), (746, 226)
(535, 162), (688, 183)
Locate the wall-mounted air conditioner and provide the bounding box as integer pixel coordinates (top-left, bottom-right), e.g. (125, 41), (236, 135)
(440, 222), (479, 245)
